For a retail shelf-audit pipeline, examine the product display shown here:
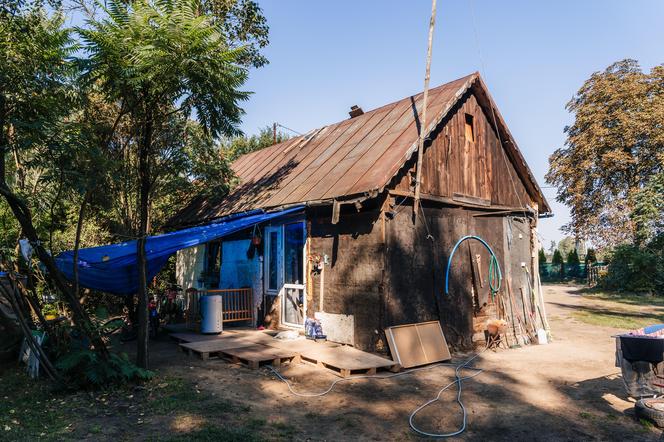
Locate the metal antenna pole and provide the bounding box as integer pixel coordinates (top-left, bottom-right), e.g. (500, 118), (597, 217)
(414, 0), (437, 218)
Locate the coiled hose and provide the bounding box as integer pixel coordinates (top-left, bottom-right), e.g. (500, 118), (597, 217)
(444, 235), (502, 299)
(267, 348), (486, 438)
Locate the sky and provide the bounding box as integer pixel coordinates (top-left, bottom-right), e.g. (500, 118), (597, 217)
(238, 0), (664, 247)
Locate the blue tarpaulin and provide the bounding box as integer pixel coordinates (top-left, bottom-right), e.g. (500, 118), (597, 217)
(54, 206), (304, 295)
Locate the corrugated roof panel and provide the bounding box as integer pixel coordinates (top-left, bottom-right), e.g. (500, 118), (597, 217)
(167, 72), (550, 227)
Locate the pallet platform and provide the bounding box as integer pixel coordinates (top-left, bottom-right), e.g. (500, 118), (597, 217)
(221, 344), (298, 369)
(262, 337), (340, 353)
(179, 337), (254, 360)
(170, 332), (225, 344)
(299, 345), (399, 377)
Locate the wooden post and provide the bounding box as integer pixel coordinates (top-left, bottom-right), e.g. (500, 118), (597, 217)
(413, 0), (437, 218)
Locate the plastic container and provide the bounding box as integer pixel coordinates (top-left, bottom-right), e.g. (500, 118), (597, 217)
(200, 294), (223, 334)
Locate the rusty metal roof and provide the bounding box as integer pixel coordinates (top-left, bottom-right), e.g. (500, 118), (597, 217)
(169, 73), (549, 227)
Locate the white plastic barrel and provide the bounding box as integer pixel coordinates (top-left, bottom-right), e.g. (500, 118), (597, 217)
(200, 294), (223, 334)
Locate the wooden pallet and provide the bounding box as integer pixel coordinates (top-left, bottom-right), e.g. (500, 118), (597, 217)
(262, 337), (340, 353)
(220, 344), (299, 369)
(179, 337), (254, 360)
(170, 332), (226, 344)
(299, 345), (399, 378)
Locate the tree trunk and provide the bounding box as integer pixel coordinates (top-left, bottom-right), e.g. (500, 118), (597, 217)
(73, 193), (89, 297)
(136, 116), (152, 369)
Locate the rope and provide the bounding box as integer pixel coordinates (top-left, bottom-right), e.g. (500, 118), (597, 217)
(266, 349), (485, 437)
(444, 235), (502, 298)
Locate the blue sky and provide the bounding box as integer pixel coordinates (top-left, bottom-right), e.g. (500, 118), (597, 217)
(240, 0), (664, 246)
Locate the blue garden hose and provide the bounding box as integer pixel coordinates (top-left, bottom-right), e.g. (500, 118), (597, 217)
(444, 235), (502, 298)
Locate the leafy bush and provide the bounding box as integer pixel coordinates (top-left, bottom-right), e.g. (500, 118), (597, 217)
(602, 234), (664, 294)
(55, 350), (153, 388)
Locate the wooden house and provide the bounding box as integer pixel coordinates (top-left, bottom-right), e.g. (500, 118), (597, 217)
(168, 73), (551, 351)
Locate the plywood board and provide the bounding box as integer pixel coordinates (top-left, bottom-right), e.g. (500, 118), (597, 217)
(300, 345), (395, 371)
(385, 321), (451, 368)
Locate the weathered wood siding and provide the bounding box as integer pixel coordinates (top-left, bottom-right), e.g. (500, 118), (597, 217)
(307, 204), (386, 351)
(394, 90), (532, 208)
(383, 198), (533, 350)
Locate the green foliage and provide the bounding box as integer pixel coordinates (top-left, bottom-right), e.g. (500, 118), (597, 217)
(567, 249), (580, 265)
(546, 60), (664, 247)
(586, 248), (597, 264)
(552, 249), (564, 265)
(222, 125), (290, 161)
(567, 248), (581, 277)
(538, 248), (547, 264)
(632, 171), (664, 244)
(78, 0), (250, 139)
(602, 233), (664, 294)
(55, 350), (153, 388)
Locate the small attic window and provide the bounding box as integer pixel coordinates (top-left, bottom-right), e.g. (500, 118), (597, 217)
(464, 114), (475, 142)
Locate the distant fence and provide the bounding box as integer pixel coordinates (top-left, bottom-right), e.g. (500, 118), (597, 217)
(539, 263), (607, 284)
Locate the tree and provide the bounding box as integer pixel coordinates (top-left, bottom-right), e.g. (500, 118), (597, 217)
(585, 248), (597, 264)
(632, 172), (664, 244)
(546, 60), (664, 248)
(552, 249), (565, 278)
(538, 248), (547, 264)
(79, 0), (252, 368)
(0, 3), (109, 356)
(566, 248), (580, 277)
(222, 125), (289, 161)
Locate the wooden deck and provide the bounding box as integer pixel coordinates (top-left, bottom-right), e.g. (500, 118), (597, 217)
(172, 330), (399, 377)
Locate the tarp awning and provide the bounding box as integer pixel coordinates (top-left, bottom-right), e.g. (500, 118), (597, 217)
(54, 206), (304, 295)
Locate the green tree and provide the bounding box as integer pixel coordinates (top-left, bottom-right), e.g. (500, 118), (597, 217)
(585, 248), (597, 264)
(0, 3), (109, 356)
(567, 249), (580, 266)
(223, 125), (289, 161)
(552, 249), (565, 278)
(632, 172), (664, 244)
(546, 60), (664, 247)
(538, 248), (547, 264)
(79, 0), (252, 368)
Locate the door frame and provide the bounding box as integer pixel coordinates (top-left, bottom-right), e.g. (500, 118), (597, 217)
(263, 220), (307, 329)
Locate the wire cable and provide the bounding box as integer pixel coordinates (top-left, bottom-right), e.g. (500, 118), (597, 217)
(266, 349), (486, 438)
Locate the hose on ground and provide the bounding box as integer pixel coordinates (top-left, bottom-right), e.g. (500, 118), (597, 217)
(266, 348), (485, 438)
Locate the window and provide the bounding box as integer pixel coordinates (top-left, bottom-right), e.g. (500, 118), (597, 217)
(267, 230), (279, 291)
(203, 240), (221, 288)
(465, 113), (474, 143)
(284, 222), (305, 284)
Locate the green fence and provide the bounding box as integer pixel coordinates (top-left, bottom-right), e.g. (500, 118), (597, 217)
(539, 262), (606, 282)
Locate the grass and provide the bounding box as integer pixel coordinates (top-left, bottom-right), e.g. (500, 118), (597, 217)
(0, 366), (294, 442)
(0, 368), (77, 441)
(571, 289), (664, 330)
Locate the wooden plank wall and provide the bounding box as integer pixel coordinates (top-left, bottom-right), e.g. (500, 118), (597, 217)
(383, 198), (533, 350)
(307, 205), (386, 351)
(394, 90), (532, 208)
(306, 200), (534, 352)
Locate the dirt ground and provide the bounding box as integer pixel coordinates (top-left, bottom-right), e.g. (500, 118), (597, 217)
(6, 284), (660, 441)
(99, 283), (657, 441)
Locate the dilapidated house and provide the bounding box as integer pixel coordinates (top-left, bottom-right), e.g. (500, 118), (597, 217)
(168, 73), (551, 351)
